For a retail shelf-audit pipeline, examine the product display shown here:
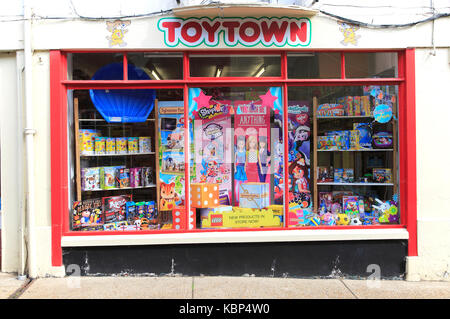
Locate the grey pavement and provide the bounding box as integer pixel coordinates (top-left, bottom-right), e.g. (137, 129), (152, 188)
(1, 272), (450, 299)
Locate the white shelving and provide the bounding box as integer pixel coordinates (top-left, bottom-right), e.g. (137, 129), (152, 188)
(81, 151), (155, 157)
(82, 184), (157, 192)
(317, 182), (393, 186)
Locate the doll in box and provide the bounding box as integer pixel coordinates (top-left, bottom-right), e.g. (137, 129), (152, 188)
(234, 135), (248, 202)
(246, 135), (260, 182)
(258, 136), (271, 183)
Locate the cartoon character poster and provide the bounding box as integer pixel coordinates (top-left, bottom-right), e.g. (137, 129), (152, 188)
(158, 101), (189, 212)
(189, 88), (233, 204)
(287, 101), (311, 210)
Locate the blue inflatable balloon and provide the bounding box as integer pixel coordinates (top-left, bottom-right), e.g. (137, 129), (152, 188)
(89, 63), (156, 123)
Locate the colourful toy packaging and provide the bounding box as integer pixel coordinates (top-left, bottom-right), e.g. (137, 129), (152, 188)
(72, 198), (103, 229)
(325, 130), (350, 150)
(127, 137), (139, 154)
(141, 167), (154, 186)
(361, 95), (371, 116)
(318, 192), (333, 213)
(317, 166), (334, 182)
(343, 168), (354, 183)
(94, 136), (106, 155)
(343, 196), (360, 218)
(115, 137), (128, 154)
(139, 136), (152, 153)
(316, 103), (345, 116)
(239, 182), (270, 209)
(172, 206), (186, 230)
(372, 131), (393, 148)
(125, 201), (138, 222)
(334, 168), (345, 183)
(146, 201), (157, 221)
(100, 166), (121, 190)
(317, 135), (341, 151)
(349, 130), (361, 150)
(119, 168), (130, 188)
(353, 96), (361, 116)
(79, 129), (99, 155)
(344, 96), (354, 116)
(201, 207), (281, 229)
(81, 167), (101, 191)
(102, 195), (132, 223)
(190, 183), (220, 208)
(353, 123), (372, 149)
(129, 167), (142, 188)
(373, 168), (392, 183)
(105, 137), (116, 154)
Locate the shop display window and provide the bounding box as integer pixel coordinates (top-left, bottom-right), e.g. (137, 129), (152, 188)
(287, 52), (341, 79)
(126, 52), (183, 80)
(345, 52), (398, 78)
(63, 51), (403, 234)
(187, 87), (284, 229)
(189, 54), (281, 77)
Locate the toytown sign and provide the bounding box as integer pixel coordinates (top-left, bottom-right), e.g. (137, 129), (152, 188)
(158, 17), (311, 47)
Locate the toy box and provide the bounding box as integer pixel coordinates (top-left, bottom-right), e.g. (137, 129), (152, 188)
(125, 201), (138, 223)
(105, 137), (116, 154)
(318, 192), (333, 214)
(119, 168), (130, 188)
(72, 198), (103, 229)
(81, 167), (101, 191)
(353, 96), (361, 116)
(239, 182), (270, 209)
(172, 206), (186, 230)
(141, 167), (154, 186)
(201, 207), (281, 229)
(127, 137), (139, 154)
(146, 201), (157, 221)
(361, 95), (371, 116)
(102, 195), (132, 223)
(190, 183), (220, 208)
(115, 137), (128, 154)
(344, 96), (354, 116)
(372, 131), (393, 149)
(100, 166), (122, 190)
(373, 168), (392, 183)
(129, 167), (142, 188)
(94, 136), (106, 155)
(79, 129), (99, 155)
(326, 130), (350, 150)
(317, 166), (334, 182)
(353, 123), (372, 149)
(316, 103), (345, 116)
(139, 136), (152, 153)
(343, 195), (360, 218)
(317, 135), (341, 151)
(349, 130), (361, 150)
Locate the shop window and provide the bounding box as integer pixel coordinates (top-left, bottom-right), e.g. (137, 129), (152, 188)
(187, 87), (284, 229)
(189, 54), (281, 77)
(126, 52), (183, 80)
(68, 88), (183, 232)
(288, 85), (400, 226)
(287, 52), (341, 79)
(345, 52), (398, 78)
(68, 53), (124, 80)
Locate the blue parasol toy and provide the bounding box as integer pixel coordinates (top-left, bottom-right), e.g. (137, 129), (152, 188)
(89, 63), (156, 122)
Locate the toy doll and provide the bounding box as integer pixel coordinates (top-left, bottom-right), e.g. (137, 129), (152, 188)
(234, 135), (247, 202)
(258, 136), (271, 183)
(246, 135), (260, 182)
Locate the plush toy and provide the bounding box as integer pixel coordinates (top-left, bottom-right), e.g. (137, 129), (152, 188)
(336, 213), (350, 225)
(373, 198), (399, 224)
(320, 212), (336, 226)
(349, 217), (362, 226)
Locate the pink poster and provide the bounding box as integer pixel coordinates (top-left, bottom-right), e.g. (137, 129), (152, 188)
(192, 101), (232, 204)
(233, 101), (271, 205)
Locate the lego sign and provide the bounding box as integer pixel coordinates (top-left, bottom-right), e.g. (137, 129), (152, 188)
(158, 17), (311, 47)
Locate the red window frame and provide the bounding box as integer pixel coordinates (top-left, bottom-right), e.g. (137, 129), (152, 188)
(50, 49), (417, 267)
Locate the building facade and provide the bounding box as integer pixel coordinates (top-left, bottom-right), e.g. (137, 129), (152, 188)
(1, 0), (449, 281)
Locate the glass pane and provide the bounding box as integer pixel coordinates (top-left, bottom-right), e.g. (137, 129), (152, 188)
(127, 52), (183, 80)
(188, 87), (285, 229)
(68, 88), (184, 232)
(189, 54), (281, 77)
(287, 85), (400, 227)
(288, 52), (341, 79)
(69, 53), (123, 80)
(345, 52), (398, 78)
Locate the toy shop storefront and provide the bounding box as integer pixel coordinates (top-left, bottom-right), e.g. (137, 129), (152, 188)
(50, 17), (416, 278)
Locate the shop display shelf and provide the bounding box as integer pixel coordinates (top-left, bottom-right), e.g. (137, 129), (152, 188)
(79, 118), (155, 122)
(80, 152), (155, 157)
(317, 149), (393, 152)
(316, 115), (374, 119)
(317, 182), (394, 186)
(82, 184), (157, 192)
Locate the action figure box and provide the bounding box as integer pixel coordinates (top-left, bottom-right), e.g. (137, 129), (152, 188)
(373, 168), (392, 183)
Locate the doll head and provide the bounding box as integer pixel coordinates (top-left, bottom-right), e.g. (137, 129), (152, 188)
(294, 125), (310, 143)
(236, 135), (246, 150)
(247, 135), (258, 151)
(258, 136), (268, 150)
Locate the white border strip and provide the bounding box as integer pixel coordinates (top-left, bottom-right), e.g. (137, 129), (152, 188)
(62, 228), (409, 247)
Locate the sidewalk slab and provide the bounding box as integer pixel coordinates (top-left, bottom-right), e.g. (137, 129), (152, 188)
(192, 276), (355, 299)
(19, 276), (192, 299)
(0, 273), (27, 299)
(342, 279), (450, 299)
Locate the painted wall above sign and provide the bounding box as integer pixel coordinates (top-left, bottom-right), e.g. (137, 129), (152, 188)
(157, 17), (311, 48)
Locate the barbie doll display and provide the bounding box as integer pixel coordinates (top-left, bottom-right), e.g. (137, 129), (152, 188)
(234, 135), (247, 203)
(258, 135), (271, 183)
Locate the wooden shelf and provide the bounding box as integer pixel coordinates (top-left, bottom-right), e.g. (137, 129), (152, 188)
(79, 118), (155, 122)
(81, 152), (155, 157)
(82, 184), (157, 192)
(317, 115), (373, 119)
(317, 182), (393, 186)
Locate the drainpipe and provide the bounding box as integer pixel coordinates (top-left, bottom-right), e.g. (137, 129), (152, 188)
(23, 0), (37, 279)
